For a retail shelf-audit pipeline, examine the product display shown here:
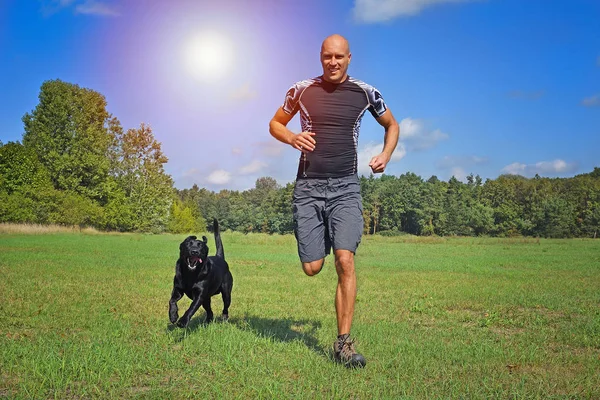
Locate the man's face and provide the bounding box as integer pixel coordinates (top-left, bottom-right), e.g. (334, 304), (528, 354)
(320, 37), (351, 84)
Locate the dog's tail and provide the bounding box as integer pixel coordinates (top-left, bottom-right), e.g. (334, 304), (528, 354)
(213, 218), (224, 260)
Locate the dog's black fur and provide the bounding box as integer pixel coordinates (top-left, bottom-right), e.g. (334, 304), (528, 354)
(169, 219), (233, 328)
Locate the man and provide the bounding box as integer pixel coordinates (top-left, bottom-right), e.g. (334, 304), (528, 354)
(268, 34), (399, 368)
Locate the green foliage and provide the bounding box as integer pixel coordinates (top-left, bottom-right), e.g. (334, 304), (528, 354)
(167, 198), (206, 234)
(109, 122), (174, 233)
(0, 191), (38, 223)
(22, 79), (115, 201)
(0, 141), (52, 194)
(0, 80), (177, 233)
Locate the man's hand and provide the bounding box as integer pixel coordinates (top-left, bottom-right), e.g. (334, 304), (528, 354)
(290, 132), (316, 152)
(369, 153), (391, 174)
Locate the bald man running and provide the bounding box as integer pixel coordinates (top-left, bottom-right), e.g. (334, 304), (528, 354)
(269, 34), (399, 368)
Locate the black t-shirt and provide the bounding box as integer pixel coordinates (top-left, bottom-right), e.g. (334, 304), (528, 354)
(282, 76), (388, 179)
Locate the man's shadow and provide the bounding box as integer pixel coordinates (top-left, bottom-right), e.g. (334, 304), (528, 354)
(231, 314), (323, 354)
(167, 313), (325, 356)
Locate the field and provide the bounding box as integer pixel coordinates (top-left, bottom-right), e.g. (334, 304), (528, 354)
(1, 226), (599, 399)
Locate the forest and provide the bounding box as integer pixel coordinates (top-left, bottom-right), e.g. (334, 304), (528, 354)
(1, 80), (599, 238)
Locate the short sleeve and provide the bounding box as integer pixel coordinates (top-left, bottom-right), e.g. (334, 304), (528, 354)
(282, 84), (301, 115)
(366, 86), (388, 119)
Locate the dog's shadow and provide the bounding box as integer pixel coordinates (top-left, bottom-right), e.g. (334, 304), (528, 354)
(167, 313), (325, 356)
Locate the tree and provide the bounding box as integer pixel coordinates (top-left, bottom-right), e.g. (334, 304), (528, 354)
(168, 198), (206, 234)
(22, 79), (115, 201)
(112, 123), (174, 232)
(417, 176), (447, 235)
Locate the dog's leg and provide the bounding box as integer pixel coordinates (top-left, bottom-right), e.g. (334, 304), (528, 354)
(202, 297), (214, 323)
(221, 285), (231, 321)
(169, 287), (184, 324)
(177, 294), (205, 328)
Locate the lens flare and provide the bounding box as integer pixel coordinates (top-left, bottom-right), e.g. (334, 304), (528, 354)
(184, 31), (234, 81)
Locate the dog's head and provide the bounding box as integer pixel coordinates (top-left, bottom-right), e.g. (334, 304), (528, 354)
(179, 235), (209, 271)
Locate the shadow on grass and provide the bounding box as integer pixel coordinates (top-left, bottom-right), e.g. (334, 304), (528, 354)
(231, 314), (324, 355)
(166, 313), (326, 358)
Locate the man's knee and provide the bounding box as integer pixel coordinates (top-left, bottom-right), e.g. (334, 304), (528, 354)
(334, 250), (355, 274)
(302, 259), (324, 276)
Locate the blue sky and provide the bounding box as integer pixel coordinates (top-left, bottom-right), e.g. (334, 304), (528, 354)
(1, 0), (599, 191)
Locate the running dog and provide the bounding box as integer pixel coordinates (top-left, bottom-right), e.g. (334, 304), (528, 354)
(169, 219), (233, 328)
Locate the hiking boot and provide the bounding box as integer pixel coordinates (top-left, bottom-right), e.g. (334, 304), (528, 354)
(333, 334), (366, 368)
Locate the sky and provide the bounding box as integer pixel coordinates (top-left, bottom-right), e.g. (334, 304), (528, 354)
(1, 0), (599, 191)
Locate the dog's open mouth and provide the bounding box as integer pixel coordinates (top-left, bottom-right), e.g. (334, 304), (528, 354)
(187, 256), (202, 270)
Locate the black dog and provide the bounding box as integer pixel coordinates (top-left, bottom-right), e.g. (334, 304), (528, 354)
(169, 219), (233, 328)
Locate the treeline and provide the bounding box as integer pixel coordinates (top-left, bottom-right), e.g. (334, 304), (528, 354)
(1, 80), (599, 238)
(177, 170), (600, 238)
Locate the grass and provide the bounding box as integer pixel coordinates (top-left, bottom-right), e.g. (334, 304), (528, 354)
(0, 228), (599, 399)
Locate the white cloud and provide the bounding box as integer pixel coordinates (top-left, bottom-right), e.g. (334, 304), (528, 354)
(75, 1), (120, 16)
(450, 167), (467, 181)
(231, 148), (243, 156)
(206, 169), (232, 185)
(501, 159), (577, 177)
(42, 0), (119, 16)
(581, 94), (600, 107)
(357, 141), (406, 176)
(229, 83), (258, 101)
(239, 160), (267, 175)
(399, 117), (449, 150)
(352, 0), (478, 23)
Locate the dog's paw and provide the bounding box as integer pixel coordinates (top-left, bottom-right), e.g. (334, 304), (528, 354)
(176, 318), (189, 328)
(221, 313), (229, 322)
(169, 313), (178, 324)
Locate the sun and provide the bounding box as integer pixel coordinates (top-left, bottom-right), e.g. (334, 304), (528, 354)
(184, 31), (234, 81)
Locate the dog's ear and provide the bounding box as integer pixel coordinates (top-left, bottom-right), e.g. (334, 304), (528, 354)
(202, 236), (208, 243)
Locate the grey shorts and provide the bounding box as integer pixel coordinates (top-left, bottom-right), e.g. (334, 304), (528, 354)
(292, 174), (364, 263)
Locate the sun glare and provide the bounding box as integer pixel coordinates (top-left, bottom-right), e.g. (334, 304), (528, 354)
(184, 31), (234, 81)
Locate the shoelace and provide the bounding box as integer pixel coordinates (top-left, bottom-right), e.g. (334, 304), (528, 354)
(338, 338), (357, 360)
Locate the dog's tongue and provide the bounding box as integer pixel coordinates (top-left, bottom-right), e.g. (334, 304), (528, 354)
(192, 256), (202, 264)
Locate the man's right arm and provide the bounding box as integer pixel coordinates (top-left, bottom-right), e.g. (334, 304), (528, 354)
(269, 107), (316, 152)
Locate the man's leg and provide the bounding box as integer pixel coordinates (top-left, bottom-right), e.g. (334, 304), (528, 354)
(328, 175), (365, 367)
(334, 249), (356, 335)
(332, 248), (365, 368)
(302, 259), (324, 276)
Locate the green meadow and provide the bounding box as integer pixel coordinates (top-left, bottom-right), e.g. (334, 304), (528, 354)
(1, 228), (599, 399)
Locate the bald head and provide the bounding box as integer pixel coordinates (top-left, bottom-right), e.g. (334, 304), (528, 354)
(321, 34), (350, 55)
(320, 34), (352, 84)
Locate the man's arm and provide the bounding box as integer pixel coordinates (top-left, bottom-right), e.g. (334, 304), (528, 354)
(269, 107), (316, 152)
(368, 109), (400, 174)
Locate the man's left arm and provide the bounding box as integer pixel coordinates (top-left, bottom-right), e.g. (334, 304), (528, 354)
(369, 109), (400, 174)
